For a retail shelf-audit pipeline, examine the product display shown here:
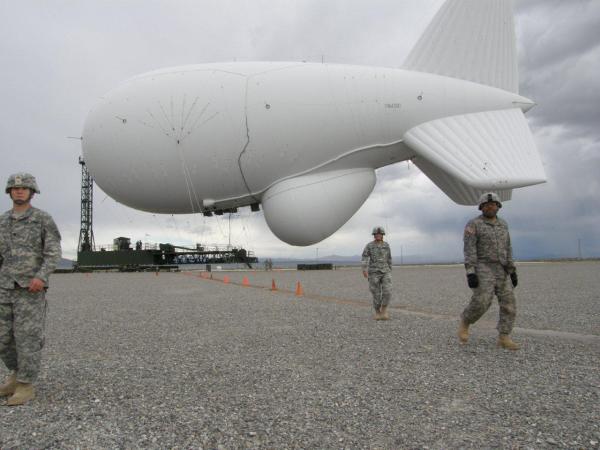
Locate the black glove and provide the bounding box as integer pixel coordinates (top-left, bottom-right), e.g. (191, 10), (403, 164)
(467, 273), (479, 289)
(510, 272), (518, 288)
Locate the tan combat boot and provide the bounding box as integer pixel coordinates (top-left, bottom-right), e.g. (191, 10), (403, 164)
(457, 320), (469, 343)
(0, 372), (17, 397)
(6, 382), (35, 406)
(380, 305), (390, 320)
(497, 334), (520, 351)
(373, 308), (383, 320)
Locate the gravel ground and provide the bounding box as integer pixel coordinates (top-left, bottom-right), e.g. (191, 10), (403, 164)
(0, 261), (598, 449)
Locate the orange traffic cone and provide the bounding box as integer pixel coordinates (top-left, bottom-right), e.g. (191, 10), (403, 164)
(295, 281), (304, 297)
(242, 276), (250, 286)
(223, 275), (230, 284)
(271, 279), (277, 291)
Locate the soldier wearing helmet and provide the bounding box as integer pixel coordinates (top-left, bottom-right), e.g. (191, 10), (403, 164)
(478, 192), (502, 211)
(0, 173), (61, 405)
(458, 192), (520, 350)
(5, 173), (41, 194)
(361, 226), (393, 320)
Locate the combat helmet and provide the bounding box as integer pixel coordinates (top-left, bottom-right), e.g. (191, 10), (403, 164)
(478, 192), (501, 210)
(5, 173), (40, 194)
(372, 226), (386, 235)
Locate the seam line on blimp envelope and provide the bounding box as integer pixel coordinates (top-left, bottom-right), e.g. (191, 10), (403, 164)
(126, 62), (393, 85)
(229, 139), (410, 205)
(128, 63), (308, 83)
(261, 168), (373, 201)
(235, 63), (326, 202)
(243, 62), (308, 78)
(237, 77), (261, 204)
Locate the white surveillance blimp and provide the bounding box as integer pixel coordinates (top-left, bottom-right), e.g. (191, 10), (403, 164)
(82, 0), (545, 246)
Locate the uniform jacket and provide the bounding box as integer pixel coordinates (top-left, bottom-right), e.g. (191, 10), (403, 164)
(463, 215), (515, 275)
(361, 240), (392, 273)
(0, 206), (62, 289)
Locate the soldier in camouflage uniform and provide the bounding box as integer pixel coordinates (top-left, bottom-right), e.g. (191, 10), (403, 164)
(0, 173), (61, 405)
(362, 226), (393, 320)
(458, 193), (520, 350)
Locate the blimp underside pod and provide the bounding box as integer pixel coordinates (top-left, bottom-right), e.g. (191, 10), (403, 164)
(262, 168), (376, 246)
(232, 65), (393, 246)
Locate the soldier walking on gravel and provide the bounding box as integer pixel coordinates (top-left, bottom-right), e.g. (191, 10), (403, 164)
(0, 173), (61, 405)
(458, 193), (520, 350)
(362, 226), (393, 320)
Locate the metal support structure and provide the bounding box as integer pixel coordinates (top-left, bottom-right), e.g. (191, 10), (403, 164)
(78, 157), (95, 252)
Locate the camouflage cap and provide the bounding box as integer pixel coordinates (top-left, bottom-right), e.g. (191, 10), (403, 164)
(372, 226), (386, 235)
(478, 192), (501, 210)
(6, 173), (40, 194)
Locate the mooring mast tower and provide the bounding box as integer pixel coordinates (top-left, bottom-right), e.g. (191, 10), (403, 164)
(78, 156), (95, 252)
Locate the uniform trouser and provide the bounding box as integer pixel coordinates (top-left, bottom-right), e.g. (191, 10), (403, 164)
(461, 263), (516, 335)
(368, 272), (392, 310)
(0, 287), (47, 383)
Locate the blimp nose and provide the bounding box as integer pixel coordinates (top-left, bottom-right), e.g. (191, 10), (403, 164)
(82, 67), (251, 215)
(82, 91), (204, 214)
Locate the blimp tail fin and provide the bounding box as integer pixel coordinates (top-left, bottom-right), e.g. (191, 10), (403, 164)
(413, 158), (514, 205)
(404, 108), (546, 205)
(402, 0), (518, 93)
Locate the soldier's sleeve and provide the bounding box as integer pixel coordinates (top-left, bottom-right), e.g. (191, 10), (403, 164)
(0, 218), (5, 268)
(387, 244), (393, 270)
(361, 244), (370, 271)
(36, 214), (62, 284)
(463, 220), (478, 274)
(505, 227), (516, 274)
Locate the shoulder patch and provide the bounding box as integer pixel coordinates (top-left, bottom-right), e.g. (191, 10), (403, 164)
(464, 225), (476, 236)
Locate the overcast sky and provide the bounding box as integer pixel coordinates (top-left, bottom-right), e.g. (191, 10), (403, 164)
(1, 0), (599, 262)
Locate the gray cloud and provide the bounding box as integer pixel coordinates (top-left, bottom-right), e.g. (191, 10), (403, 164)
(516, 0), (600, 139)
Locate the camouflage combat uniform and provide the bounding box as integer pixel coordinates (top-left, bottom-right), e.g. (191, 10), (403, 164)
(361, 240), (393, 310)
(0, 207), (61, 383)
(462, 215), (516, 334)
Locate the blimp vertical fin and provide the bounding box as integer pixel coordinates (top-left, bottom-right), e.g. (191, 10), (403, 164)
(402, 0), (518, 93)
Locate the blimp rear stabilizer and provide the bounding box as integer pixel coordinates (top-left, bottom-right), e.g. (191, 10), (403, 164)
(82, 0), (545, 246)
(400, 0), (545, 205)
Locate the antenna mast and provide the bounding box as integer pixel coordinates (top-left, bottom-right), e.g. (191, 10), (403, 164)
(78, 157), (95, 252)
